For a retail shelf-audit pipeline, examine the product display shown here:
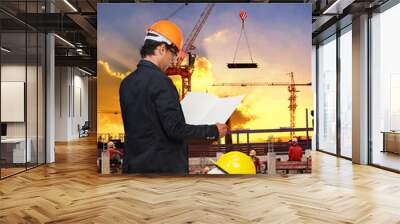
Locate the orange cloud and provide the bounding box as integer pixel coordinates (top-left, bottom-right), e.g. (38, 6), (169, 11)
(97, 57), (313, 143)
(98, 60), (131, 80)
(191, 57), (216, 92)
(230, 102), (256, 129)
(97, 60), (129, 137)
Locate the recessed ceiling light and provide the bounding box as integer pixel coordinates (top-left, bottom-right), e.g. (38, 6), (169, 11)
(322, 0), (351, 15)
(54, 34), (75, 48)
(78, 67), (93, 76)
(1, 47), (11, 53)
(63, 0), (78, 12)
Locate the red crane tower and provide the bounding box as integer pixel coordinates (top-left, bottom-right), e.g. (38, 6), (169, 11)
(165, 3), (215, 99)
(288, 72), (297, 139)
(212, 72), (311, 139)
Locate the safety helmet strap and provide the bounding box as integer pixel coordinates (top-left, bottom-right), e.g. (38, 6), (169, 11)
(144, 30), (173, 47)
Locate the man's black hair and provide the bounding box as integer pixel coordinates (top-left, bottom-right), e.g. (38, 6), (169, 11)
(140, 39), (179, 58)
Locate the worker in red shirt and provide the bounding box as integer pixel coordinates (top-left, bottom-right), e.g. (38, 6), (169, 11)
(288, 138), (303, 161)
(249, 150), (261, 173)
(107, 142), (124, 167)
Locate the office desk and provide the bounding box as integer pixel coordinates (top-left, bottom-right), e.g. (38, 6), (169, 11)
(382, 131), (400, 154)
(1, 138), (32, 163)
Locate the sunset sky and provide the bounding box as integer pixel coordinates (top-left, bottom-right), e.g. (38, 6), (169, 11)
(98, 3), (313, 142)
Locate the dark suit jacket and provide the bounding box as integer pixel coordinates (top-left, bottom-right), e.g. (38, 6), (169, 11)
(119, 60), (219, 174)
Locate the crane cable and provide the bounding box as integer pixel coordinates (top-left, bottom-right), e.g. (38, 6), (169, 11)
(165, 3), (188, 20)
(232, 14), (254, 64)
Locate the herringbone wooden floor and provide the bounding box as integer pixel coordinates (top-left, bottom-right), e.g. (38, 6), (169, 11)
(1, 136), (400, 224)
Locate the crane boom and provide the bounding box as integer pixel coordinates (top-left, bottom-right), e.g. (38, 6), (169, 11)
(212, 73), (311, 139)
(176, 3), (215, 66)
(166, 3), (215, 99)
(212, 82), (311, 87)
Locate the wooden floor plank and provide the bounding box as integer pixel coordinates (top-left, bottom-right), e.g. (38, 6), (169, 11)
(0, 136), (400, 223)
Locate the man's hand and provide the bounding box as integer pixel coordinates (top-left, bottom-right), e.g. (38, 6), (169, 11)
(216, 123), (228, 138)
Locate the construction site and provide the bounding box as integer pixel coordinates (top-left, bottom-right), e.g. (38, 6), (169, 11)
(95, 3), (313, 174)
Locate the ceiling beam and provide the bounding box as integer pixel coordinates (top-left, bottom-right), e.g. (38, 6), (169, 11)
(55, 55), (96, 71)
(67, 13), (97, 40)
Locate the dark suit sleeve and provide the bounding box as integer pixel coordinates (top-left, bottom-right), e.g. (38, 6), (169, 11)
(150, 76), (219, 141)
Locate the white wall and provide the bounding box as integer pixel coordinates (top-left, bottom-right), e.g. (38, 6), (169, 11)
(72, 73), (89, 138)
(1, 65), (33, 138)
(55, 67), (89, 141)
(55, 67), (69, 141)
(1, 64), (26, 81)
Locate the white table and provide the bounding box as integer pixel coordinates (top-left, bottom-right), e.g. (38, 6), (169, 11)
(1, 138), (32, 163)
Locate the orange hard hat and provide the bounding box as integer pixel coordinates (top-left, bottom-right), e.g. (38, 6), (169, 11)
(145, 20), (183, 50)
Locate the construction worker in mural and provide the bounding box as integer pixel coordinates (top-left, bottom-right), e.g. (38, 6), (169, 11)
(119, 20), (228, 174)
(288, 138), (303, 161)
(249, 149), (261, 173)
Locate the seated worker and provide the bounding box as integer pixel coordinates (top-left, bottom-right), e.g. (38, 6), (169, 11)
(107, 142), (124, 167)
(288, 138), (303, 161)
(249, 150), (261, 173)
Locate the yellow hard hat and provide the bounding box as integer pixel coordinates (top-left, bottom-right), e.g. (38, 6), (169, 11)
(249, 149), (256, 156)
(145, 20), (183, 50)
(210, 151), (256, 174)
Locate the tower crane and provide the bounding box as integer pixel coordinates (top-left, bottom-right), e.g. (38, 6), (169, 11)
(165, 3), (215, 99)
(212, 72), (311, 139)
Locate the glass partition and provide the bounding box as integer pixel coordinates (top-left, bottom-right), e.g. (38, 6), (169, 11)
(0, 1), (46, 179)
(317, 35), (337, 154)
(371, 3), (400, 171)
(1, 30), (28, 177)
(339, 27), (352, 158)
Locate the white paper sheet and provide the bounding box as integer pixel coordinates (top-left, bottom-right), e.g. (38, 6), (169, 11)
(181, 92), (245, 125)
